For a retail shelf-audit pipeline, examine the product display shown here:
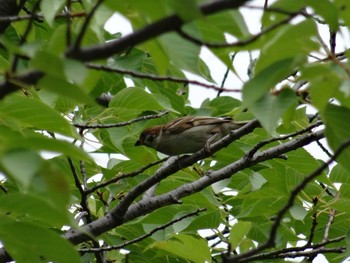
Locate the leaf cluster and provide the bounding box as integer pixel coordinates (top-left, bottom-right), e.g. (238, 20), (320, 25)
(0, 0), (350, 263)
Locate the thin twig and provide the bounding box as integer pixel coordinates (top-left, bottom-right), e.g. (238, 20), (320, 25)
(306, 197), (318, 246)
(177, 13), (298, 48)
(80, 160), (88, 190)
(0, 185), (7, 194)
(317, 34), (350, 76)
(238, 236), (345, 262)
(86, 63), (240, 92)
(79, 208), (206, 253)
(225, 139), (350, 262)
(315, 139), (333, 158)
(11, 0), (42, 72)
(217, 53), (237, 97)
(85, 157), (168, 194)
(264, 0), (269, 9)
(329, 29), (337, 54)
(322, 193), (339, 243)
(72, 0), (104, 50)
(0, 12), (86, 23)
(246, 121), (323, 158)
(67, 158), (91, 220)
(67, 158), (105, 263)
(74, 111), (168, 130)
(66, 0), (72, 46)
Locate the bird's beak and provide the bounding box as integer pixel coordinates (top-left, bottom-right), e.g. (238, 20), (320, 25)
(135, 140), (142, 146)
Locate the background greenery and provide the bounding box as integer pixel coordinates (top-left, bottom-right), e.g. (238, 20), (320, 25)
(0, 0), (350, 262)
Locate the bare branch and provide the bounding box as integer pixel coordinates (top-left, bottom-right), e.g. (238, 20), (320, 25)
(67, 158), (92, 222)
(306, 197), (319, 246)
(322, 193), (339, 243)
(74, 110), (168, 130)
(79, 208), (206, 253)
(85, 157), (168, 194)
(86, 64), (240, 92)
(246, 121), (323, 158)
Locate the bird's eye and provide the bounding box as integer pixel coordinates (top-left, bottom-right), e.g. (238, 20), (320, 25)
(146, 134), (156, 143)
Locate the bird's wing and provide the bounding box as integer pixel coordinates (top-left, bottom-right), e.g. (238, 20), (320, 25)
(164, 116), (232, 134)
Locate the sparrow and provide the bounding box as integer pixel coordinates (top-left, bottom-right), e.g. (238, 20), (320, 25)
(135, 116), (249, 155)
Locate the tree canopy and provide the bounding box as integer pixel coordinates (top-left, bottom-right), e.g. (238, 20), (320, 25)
(0, 0), (350, 262)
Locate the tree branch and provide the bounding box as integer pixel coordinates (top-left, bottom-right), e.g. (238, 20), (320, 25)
(123, 130), (324, 223)
(224, 138), (350, 262)
(0, 0), (26, 34)
(86, 63), (241, 92)
(73, 110), (168, 130)
(65, 0), (251, 61)
(79, 208), (206, 253)
(0, 121), (325, 262)
(72, 0), (104, 50)
(0, 0), (250, 100)
(177, 12), (297, 48)
(61, 124), (322, 247)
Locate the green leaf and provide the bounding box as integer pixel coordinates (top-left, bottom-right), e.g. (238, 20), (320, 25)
(209, 10), (249, 38)
(38, 75), (94, 105)
(0, 54), (10, 71)
(31, 51), (64, 78)
(0, 149), (43, 189)
(250, 172), (267, 191)
(305, 0), (339, 30)
(0, 217), (81, 263)
(122, 137), (158, 164)
(105, 0), (169, 22)
(26, 160), (72, 211)
(48, 25), (67, 54)
(330, 164), (350, 184)
(329, 198), (350, 213)
(158, 33), (213, 81)
(229, 221), (252, 249)
(64, 59), (88, 85)
(0, 95), (76, 137)
(140, 39), (169, 75)
(300, 63), (342, 111)
(154, 234), (211, 263)
(323, 104), (350, 173)
(207, 96), (242, 116)
(255, 20), (318, 73)
(243, 59), (300, 108)
(0, 126), (90, 160)
(185, 209), (221, 231)
(112, 49), (148, 71)
(336, 0), (350, 29)
(185, 9), (249, 41)
(0, 193), (71, 227)
(249, 88), (297, 134)
(290, 204), (307, 221)
(167, 0), (202, 21)
(40, 0), (65, 26)
(109, 87), (163, 119)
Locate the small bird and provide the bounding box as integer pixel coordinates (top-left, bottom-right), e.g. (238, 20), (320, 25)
(135, 116), (249, 155)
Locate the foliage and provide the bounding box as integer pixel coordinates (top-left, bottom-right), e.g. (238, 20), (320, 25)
(0, 0), (349, 262)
